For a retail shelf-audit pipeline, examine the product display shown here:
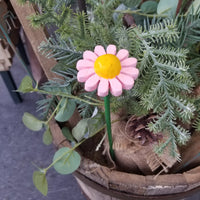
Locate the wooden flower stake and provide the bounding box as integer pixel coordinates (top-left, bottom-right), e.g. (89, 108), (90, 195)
(104, 94), (115, 160)
(76, 44), (139, 161)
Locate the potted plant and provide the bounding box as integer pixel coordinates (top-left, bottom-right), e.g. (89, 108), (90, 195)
(18, 0), (200, 199)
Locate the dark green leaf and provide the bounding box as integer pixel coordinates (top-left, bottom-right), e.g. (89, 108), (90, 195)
(87, 113), (105, 138)
(72, 112), (105, 142)
(18, 76), (33, 93)
(55, 98), (76, 122)
(141, 1), (158, 14)
(33, 171), (48, 196)
(53, 147), (81, 174)
(43, 127), (52, 145)
(72, 119), (88, 142)
(22, 112), (43, 131)
(62, 127), (75, 142)
(157, 0), (178, 17)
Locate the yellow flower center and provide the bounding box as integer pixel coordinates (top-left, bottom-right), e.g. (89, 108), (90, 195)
(94, 54), (121, 79)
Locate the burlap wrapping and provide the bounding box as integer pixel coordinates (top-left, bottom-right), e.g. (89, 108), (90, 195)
(104, 113), (178, 175)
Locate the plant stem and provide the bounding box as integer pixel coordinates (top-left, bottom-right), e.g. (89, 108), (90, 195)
(46, 99), (62, 124)
(44, 117), (122, 172)
(45, 143), (79, 171)
(104, 95), (115, 160)
(34, 88), (103, 106)
(114, 9), (168, 18)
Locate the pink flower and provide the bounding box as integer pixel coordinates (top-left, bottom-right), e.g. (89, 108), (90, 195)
(76, 45), (139, 97)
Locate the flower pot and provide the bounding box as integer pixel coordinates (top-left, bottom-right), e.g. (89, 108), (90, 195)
(50, 120), (200, 200)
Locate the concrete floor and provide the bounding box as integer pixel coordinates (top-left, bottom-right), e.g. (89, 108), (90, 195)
(0, 56), (199, 200)
(0, 57), (86, 200)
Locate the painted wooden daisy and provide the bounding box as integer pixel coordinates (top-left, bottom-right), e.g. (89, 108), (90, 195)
(76, 45), (139, 97)
(76, 45), (139, 160)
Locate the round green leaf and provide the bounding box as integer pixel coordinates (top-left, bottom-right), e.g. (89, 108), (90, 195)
(53, 147), (81, 174)
(18, 76), (33, 93)
(157, 0), (178, 17)
(33, 171), (48, 196)
(22, 112), (43, 131)
(43, 127), (52, 145)
(55, 98), (76, 122)
(141, 1), (158, 14)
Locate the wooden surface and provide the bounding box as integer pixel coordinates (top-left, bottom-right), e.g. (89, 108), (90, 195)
(50, 118), (200, 199)
(10, 0), (57, 80)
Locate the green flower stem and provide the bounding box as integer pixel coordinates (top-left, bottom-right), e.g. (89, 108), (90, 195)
(104, 95), (115, 160)
(34, 88), (103, 106)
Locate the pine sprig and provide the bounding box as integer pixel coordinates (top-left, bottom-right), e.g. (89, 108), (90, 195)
(39, 34), (82, 65)
(21, 0), (73, 28)
(187, 55), (200, 85)
(36, 96), (58, 120)
(139, 20), (179, 44)
(115, 20), (195, 158)
(177, 9), (200, 47)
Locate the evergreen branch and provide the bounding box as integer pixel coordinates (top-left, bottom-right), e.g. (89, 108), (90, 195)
(127, 21), (194, 158)
(36, 96), (58, 120)
(171, 124), (191, 145)
(139, 20), (179, 44)
(39, 34), (82, 63)
(153, 47), (188, 62)
(187, 56), (200, 85)
(168, 95), (195, 121)
(177, 10), (200, 47)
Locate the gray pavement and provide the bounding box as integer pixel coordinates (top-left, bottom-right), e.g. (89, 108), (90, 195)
(0, 56), (199, 200)
(0, 57), (86, 200)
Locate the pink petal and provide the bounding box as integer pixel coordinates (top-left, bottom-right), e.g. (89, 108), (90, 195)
(116, 49), (129, 61)
(109, 78), (122, 97)
(121, 57), (137, 68)
(76, 59), (94, 71)
(94, 45), (106, 56)
(106, 45), (117, 55)
(85, 74), (100, 92)
(120, 67), (139, 80)
(77, 68), (95, 82)
(117, 74), (134, 90)
(97, 78), (109, 97)
(83, 50), (98, 62)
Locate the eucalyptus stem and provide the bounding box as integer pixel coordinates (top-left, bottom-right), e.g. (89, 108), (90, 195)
(45, 142), (80, 171)
(104, 95), (115, 160)
(34, 88), (103, 106)
(46, 99), (62, 124)
(114, 9), (168, 18)
(43, 115), (122, 172)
